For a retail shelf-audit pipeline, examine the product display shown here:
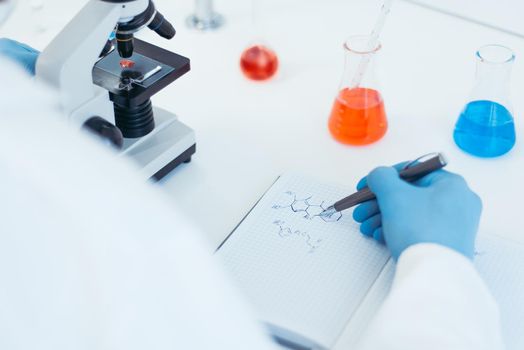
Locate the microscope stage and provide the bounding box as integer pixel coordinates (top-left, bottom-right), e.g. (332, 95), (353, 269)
(94, 52), (174, 92)
(93, 38), (191, 108)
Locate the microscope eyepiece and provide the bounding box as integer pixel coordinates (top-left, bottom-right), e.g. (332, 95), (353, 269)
(116, 32), (134, 58)
(148, 11), (176, 40)
(115, 1), (176, 58)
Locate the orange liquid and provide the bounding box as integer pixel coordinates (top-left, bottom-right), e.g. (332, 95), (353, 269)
(328, 87), (388, 145)
(240, 45), (279, 81)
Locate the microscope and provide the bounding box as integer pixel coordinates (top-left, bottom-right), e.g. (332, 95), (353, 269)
(36, 0), (195, 180)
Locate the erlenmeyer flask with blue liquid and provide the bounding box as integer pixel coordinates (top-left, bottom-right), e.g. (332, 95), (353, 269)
(454, 45), (516, 158)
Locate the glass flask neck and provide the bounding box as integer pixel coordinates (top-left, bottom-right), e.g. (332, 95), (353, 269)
(470, 45), (515, 108)
(339, 35), (382, 91)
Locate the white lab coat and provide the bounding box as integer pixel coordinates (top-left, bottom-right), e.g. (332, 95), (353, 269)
(0, 1), (14, 25)
(0, 60), (277, 350)
(356, 244), (504, 350)
(0, 61), (503, 350)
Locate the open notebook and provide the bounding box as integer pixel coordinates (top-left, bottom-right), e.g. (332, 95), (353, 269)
(216, 173), (524, 350)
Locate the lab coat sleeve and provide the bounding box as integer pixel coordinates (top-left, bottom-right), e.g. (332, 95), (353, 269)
(356, 243), (504, 350)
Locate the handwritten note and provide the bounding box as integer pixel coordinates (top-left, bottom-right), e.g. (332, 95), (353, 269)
(216, 174), (390, 348)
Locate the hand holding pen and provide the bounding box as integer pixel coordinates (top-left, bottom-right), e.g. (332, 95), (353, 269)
(323, 153), (482, 260)
(322, 153), (448, 216)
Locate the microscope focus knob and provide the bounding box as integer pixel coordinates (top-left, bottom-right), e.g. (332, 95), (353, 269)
(83, 117), (124, 150)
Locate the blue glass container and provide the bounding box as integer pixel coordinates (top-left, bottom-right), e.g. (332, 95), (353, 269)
(454, 45), (516, 158)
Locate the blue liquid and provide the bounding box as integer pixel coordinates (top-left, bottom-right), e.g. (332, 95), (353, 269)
(453, 100), (516, 157)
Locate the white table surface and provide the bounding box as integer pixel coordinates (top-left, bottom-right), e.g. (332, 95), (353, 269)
(2, 0), (524, 347)
(406, 0), (524, 37)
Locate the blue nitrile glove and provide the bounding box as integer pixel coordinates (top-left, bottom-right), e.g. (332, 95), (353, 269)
(0, 38), (40, 75)
(353, 164), (482, 260)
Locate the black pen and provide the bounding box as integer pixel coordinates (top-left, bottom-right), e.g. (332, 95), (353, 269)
(321, 153), (448, 217)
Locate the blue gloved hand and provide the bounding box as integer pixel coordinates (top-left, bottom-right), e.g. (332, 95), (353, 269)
(0, 38), (40, 76)
(353, 164), (482, 260)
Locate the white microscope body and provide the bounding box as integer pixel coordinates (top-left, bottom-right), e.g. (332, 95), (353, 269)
(36, 0), (196, 180)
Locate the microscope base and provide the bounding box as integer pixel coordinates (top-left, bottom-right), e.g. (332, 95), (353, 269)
(152, 143), (196, 181)
(121, 107), (196, 181)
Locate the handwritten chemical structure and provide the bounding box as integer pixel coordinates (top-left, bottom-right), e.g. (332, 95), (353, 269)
(273, 220), (322, 253)
(272, 191), (343, 222)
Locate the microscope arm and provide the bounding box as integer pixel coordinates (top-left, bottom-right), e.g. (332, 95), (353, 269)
(35, 0), (148, 124)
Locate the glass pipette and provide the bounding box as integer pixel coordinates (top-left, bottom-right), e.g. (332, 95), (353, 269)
(351, 0), (394, 88)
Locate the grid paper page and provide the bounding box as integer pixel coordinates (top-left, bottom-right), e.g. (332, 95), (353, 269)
(217, 173), (391, 348)
(333, 259), (396, 349)
(475, 234), (524, 350)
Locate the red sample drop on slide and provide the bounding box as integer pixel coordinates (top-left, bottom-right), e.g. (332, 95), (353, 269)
(120, 59), (135, 69)
(328, 87), (388, 145)
(240, 44), (279, 81)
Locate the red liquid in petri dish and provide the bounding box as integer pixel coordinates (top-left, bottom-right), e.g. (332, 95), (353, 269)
(328, 87), (388, 145)
(240, 45), (279, 81)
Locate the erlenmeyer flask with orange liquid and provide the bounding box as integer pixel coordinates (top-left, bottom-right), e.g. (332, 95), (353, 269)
(328, 35), (388, 145)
